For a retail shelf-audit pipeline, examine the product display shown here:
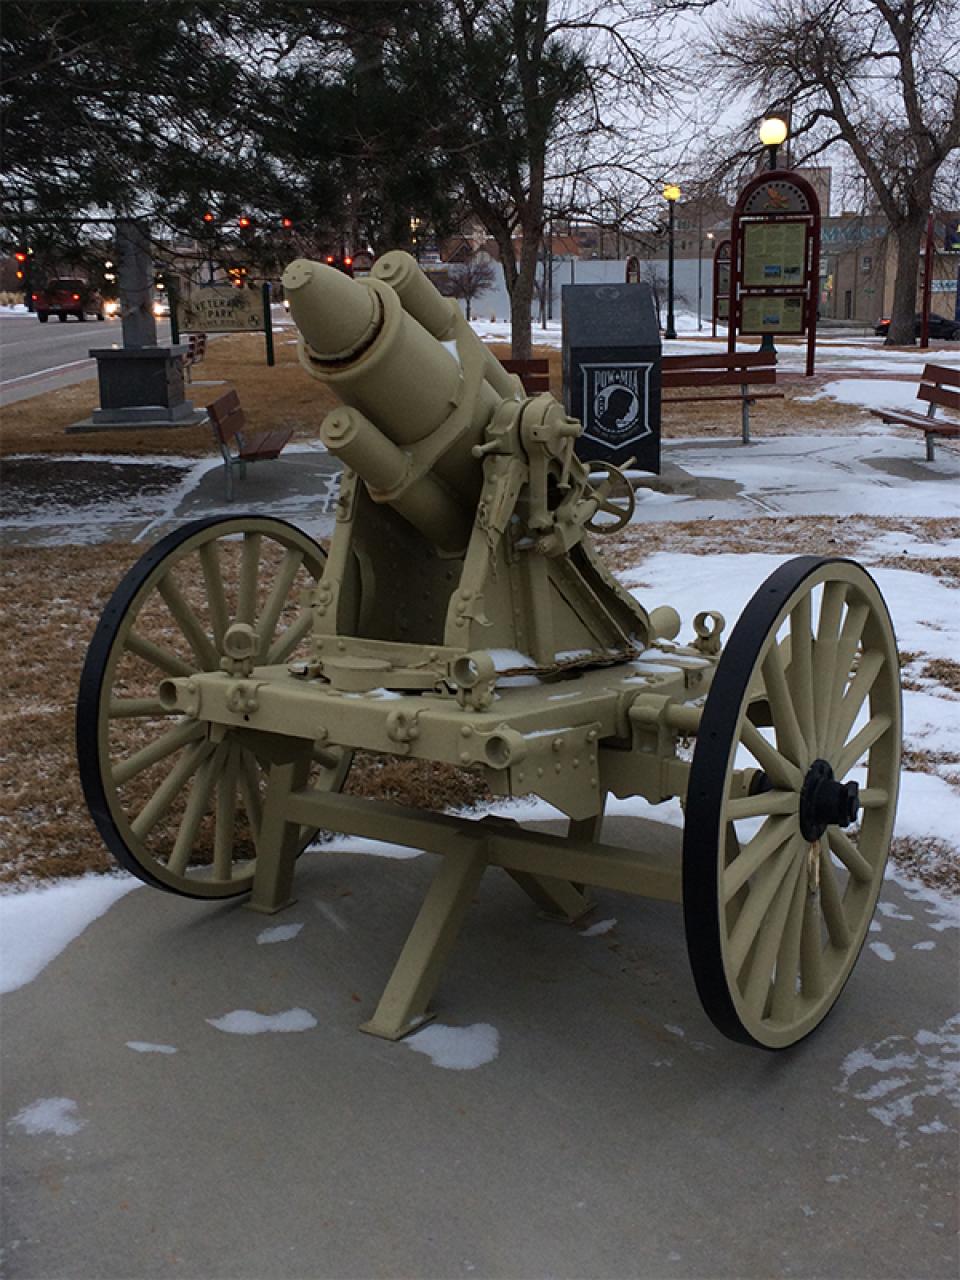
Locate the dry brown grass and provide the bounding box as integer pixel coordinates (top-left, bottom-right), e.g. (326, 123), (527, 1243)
(1, 328), (936, 463)
(889, 835), (960, 895)
(605, 513), (960, 573)
(0, 329), (341, 459)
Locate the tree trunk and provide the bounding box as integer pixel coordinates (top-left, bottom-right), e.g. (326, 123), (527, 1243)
(466, 297), (472, 322)
(509, 231), (541, 360)
(886, 213), (926, 345)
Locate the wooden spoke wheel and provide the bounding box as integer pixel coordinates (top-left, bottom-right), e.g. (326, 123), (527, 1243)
(683, 557), (901, 1049)
(77, 517), (350, 898)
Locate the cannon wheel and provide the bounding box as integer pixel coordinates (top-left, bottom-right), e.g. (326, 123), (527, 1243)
(683, 557), (901, 1049)
(77, 516), (350, 898)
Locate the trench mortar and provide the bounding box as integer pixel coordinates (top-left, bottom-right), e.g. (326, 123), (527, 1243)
(78, 253), (902, 1049)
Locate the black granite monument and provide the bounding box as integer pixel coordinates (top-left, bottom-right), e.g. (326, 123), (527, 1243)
(562, 282), (661, 473)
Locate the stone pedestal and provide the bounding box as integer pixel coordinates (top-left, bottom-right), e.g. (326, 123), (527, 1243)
(68, 346), (207, 432)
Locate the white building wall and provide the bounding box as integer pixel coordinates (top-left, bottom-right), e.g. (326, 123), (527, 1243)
(465, 258), (716, 326)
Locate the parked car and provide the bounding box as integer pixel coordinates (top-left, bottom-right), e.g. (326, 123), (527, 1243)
(874, 313), (960, 340)
(32, 278), (106, 323)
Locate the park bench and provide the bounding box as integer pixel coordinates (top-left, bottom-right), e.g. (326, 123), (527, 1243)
(181, 333), (207, 382)
(206, 389), (292, 500)
(501, 357), (551, 394)
(661, 350), (782, 444)
(871, 363), (960, 461)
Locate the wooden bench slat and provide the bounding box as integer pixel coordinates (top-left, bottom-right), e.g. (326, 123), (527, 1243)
(918, 383), (960, 412)
(877, 411), (960, 435)
(661, 368), (778, 389)
(239, 429), (293, 460)
(666, 391), (784, 404)
(501, 359), (549, 372)
(208, 389), (241, 419)
(921, 363), (960, 388)
(501, 358), (550, 394)
(661, 351), (776, 371)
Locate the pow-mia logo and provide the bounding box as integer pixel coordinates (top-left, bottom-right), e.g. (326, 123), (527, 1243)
(581, 363), (653, 447)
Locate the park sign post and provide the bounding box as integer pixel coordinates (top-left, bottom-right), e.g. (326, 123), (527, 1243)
(727, 170), (821, 376)
(176, 281), (276, 366)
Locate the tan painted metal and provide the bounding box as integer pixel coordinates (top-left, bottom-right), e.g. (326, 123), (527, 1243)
(84, 254), (903, 1048)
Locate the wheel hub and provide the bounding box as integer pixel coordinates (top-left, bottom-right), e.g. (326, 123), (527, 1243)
(799, 758), (859, 842)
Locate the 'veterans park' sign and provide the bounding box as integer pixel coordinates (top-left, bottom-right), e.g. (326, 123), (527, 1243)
(175, 282), (276, 366)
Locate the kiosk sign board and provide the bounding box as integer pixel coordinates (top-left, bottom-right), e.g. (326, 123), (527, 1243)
(727, 172), (821, 375)
(562, 282), (662, 473)
(712, 239), (732, 335)
(741, 222), (807, 288)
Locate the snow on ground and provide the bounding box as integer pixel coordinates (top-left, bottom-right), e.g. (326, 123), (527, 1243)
(405, 1022), (500, 1070)
(206, 1009), (318, 1034)
(800, 378), (949, 413)
(7, 1098), (85, 1136)
(0, 874), (141, 994)
(637, 430), (960, 522)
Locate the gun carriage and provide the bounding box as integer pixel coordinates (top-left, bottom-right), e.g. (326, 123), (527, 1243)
(77, 253), (901, 1049)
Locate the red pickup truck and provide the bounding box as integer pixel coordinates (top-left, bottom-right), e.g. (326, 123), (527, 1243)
(32, 277), (107, 323)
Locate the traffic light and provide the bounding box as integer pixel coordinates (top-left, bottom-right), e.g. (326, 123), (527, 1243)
(324, 254), (354, 278)
(281, 217), (294, 230)
(202, 211), (215, 226)
(238, 215), (252, 230)
(13, 248), (32, 299)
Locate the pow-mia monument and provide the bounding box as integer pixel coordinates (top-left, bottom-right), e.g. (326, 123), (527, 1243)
(562, 282), (661, 473)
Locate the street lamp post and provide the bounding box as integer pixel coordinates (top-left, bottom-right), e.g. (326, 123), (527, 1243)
(759, 114), (788, 172)
(697, 202), (704, 331)
(757, 116), (789, 353)
(663, 183), (681, 340)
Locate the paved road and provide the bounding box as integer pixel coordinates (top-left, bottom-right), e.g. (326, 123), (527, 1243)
(1, 815), (957, 1279)
(0, 313), (173, 406)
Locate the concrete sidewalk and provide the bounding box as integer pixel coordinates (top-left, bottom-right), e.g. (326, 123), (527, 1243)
(0, 447), (343, 549)
(3, 429), (959, 551)
(2, 814), (957, 1279)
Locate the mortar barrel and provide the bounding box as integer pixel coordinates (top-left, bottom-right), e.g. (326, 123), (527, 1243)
(372, 251), (519, 402)
(282, 258), (380, 362)
(283, 257), (500, 499)
(321, 405), (472, 551)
